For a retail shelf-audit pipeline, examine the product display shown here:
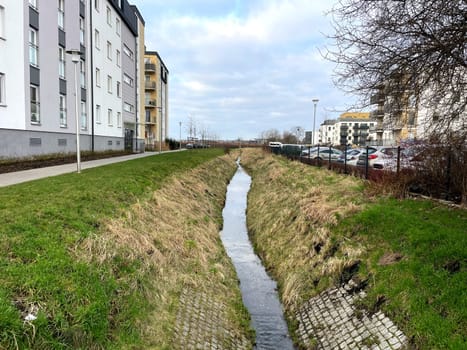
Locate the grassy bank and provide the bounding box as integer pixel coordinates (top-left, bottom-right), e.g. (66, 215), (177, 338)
(0, 149), (252, 349)
(241, 148), (466, 349)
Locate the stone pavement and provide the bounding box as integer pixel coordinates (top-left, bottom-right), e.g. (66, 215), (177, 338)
(173, 288), (251, 350)
(296, 280), (408, 349)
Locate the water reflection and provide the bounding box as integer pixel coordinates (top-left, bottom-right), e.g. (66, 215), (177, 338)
(221, 163), (295, 350)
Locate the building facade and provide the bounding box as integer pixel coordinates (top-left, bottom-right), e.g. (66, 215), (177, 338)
(319, 113), (376, 147)
(0, 0), (145, 159)
(369, 75), (418, 146)
(143, 51), (169, 150)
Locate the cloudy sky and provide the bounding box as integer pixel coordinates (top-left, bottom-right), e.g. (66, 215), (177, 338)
(131, 0), (357, 140)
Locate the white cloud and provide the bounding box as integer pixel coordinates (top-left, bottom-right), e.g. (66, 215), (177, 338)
(131, 0), (355, 139)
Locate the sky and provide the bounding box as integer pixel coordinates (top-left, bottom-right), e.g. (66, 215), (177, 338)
(131, 0), (357, 141)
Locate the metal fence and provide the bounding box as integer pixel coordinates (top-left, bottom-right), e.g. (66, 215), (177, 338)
(270, 144), (467, 204)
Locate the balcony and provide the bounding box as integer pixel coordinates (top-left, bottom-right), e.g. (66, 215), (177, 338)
(145, 117), (157, 125)
(370, 109), (385, 119)
(145, 81), (156, 90)
(145, 63), (156, 72)
(145, 99), (157, 107)
(370, 93), (384, 105)
(392, 123), (404, 131)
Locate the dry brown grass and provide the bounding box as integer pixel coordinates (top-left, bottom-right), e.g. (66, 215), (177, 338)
(77, 152), (252, 349)
(241, 148), (369, 311)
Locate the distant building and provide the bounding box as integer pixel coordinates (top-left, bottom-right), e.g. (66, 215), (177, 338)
(143, 51), (169, 150)
(319, 113), (376, 147)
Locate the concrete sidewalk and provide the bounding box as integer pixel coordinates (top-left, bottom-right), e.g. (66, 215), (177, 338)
(0, 151), (174, 188)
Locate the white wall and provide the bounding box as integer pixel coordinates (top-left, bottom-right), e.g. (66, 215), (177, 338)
(92, 0), (123, 138)
(0, 1), (26, 130)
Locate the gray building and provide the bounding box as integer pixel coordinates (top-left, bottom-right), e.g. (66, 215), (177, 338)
(0, 0), (143, 159)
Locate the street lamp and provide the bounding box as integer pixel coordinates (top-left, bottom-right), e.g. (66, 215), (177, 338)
(312, 98), (319, 145)
(66, 49), (81, 173)
(179, 121), (182, 151)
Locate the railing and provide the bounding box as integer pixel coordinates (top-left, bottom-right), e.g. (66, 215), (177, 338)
(273, 143), (467, 204)
(145, 63), (156, 71)
(145, 99), (157, 107)
(145, 81), (156, 90)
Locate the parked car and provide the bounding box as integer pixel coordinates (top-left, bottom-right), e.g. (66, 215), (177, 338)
(281, 144), (305, 156)
(356, 146), (380, 167)
(372, 147), (409, 170)
(309, 148), (343, 161)
(336, 148), (365, 166)
(301, 147), (320, 157)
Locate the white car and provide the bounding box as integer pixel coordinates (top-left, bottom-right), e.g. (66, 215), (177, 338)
(357, 146), (403, 170)
(337, 148), (365, 166)
(308, 148), (343, 161)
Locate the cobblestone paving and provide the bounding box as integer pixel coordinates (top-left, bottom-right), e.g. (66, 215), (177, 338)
(296, 281), (408, 350)
(173, 288), (251, 350)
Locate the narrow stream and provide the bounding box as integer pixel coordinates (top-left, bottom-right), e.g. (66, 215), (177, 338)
(221, 162), (295, 350)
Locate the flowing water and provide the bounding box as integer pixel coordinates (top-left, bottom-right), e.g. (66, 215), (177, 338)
(221, 162), (295, 350)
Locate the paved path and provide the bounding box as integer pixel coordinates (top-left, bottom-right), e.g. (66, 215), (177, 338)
(296, 280), (407, 350)
(0, 151), (181, 188)
(173, 288), (251, 350)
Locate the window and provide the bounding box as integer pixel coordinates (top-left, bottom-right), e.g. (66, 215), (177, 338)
(58, 47), (66, 79)
(106, 6), (111, 26)
(107, 75), (112, 93)
(59, 94), (67, 127)
(30, 85), (40, 123)
(79, 17), (85, 45)
(96, 104), (101, 123)
(107, 108), (113, 125)
(0, 73), (5, 105)
(107, 41), (112, 60)
(116, 18), (121, 36)
(116, 49), (121, 67)
(94, 29), (100, 49)
(123, 102), (134, 113)
(123, 45), (133, 59)
(29, 28), (39, 67)
(94, 0), (99, 12)
(80, 60), (86, 88)
(0, 6), (5, 39)
(123, 73), (133, 87)
(116, 81), (121, 98)
(95, 68), (100, 86)
(117, 111), (121, 127)
(29, 0), (38, 10)
(81, 101), (87, 130)
(58, 0), (65, 29)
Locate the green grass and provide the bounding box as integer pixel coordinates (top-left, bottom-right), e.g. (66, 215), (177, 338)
(336, 198), (467, 348)
(243, 149), (466, 349)
(0, 149), (224, 349)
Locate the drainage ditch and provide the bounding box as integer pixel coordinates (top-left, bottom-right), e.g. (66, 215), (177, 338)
(221, 161), (295, 350)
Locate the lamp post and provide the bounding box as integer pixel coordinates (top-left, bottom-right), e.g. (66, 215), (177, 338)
(179, 121), (182, 150)
(66, 49), (81, 173)
(312, 98), (319, 145)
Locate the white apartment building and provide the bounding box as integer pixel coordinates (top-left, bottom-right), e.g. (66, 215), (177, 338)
(319, 113), (376, 147)
(0, 0), (143, 158)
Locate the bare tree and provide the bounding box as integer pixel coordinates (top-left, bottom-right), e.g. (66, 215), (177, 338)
(292, 126), (305, 144)
(260, 129), (282, 142)
(327, 0), (466, 143)
(282, 131), (298, 144)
